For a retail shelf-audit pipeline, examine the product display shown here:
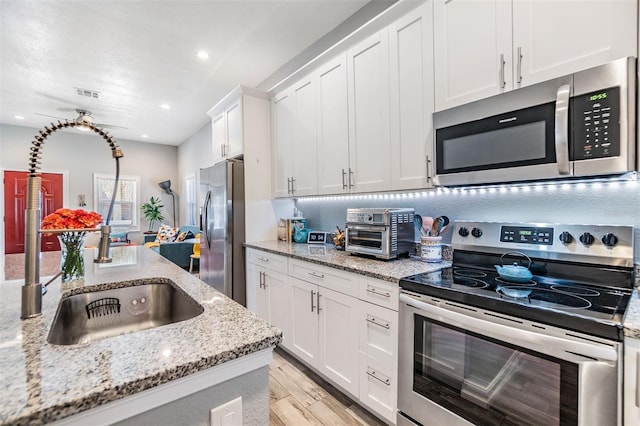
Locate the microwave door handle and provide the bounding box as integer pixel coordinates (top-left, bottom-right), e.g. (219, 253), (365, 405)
(555, 84), (571, 175)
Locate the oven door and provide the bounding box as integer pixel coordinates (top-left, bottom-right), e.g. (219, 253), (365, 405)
(398, 292), (621, 426)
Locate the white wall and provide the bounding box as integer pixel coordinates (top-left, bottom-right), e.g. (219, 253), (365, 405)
(0, 123), (179, 247)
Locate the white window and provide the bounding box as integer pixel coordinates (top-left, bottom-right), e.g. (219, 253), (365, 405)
(185, 174), (197, 226)
(94, 174), (141, 230)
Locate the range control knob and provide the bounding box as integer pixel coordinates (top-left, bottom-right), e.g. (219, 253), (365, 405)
(558, 231), (574, 244)
(471, 227), (483, 238)
(579, 232), (595, 246)
(601, 233), (619, 248)
(458, 227), (469, 237)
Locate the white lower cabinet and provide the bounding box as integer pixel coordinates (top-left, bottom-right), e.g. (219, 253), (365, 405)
(246, 249), (291, 348)
(248, 251), (400, 424)
(625, 337), (640, 425)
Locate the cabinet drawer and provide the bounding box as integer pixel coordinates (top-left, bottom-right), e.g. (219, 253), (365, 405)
(246, 248), (287, 273)
(358, 276), (399, 311)
(359, 352), (397, 425)
(289, 259), (358, 297)
(359, 300), (397, 368)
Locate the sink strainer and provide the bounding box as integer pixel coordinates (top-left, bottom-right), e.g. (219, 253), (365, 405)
(86, 297), (121, 319)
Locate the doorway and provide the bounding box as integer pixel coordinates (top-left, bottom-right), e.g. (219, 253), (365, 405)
(4, 170), (64, 254)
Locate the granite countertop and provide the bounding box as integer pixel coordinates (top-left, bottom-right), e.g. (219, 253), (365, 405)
(623, 267), (640, 338)
(244, 240), (452, 283)
(0, 246), (281, 425)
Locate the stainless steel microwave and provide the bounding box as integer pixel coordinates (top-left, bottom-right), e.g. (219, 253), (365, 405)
(433, 57), (636, 186)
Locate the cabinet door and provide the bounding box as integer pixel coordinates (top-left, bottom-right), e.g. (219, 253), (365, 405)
(513, 0), (637, 88)
(317, 53), (350, 195)
(211, 112), (226, 164)
(289, 277), (319, 366)
(433, 0), (512, 111)
(347, 29), (391, 193)
(625, 337), (640, 425)
(245, 262), (268, 321)
(271, 89), (294, 198)
(225, 98), (243, 159)
(389, 2), (435, 190)
(266, 270), (291, 349)
(291, 75), (318, 196)
(317, 287), (359, 398)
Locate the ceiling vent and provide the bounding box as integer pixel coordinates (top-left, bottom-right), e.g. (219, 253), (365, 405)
(75, 87), (100, 99)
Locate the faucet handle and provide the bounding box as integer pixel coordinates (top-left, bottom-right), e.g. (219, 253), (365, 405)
(94, 225), (113, 263)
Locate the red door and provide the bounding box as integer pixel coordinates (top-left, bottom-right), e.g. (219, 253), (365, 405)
(4, 171), (63, 254)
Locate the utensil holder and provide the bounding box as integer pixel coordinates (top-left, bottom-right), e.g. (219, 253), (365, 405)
(421, 236), (442, 263)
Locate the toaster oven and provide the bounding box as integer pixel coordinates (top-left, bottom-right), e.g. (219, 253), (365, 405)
(345, 208), (415, 260)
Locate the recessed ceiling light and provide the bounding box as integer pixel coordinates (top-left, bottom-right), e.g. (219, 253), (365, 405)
(160, 104), (171, 110)
(141, 134), (148, 138)
(197, 50), (209, 60)
(14, 115), (25, 120)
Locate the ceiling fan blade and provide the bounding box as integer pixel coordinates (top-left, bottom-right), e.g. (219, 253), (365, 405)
(34, 112), (67, 120)
(95, 123), (128, 130)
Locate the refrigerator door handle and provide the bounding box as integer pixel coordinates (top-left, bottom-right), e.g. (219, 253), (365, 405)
(203, 190), (212, 249)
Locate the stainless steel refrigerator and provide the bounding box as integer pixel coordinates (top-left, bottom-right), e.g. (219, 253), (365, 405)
(199, 159), (246, 306)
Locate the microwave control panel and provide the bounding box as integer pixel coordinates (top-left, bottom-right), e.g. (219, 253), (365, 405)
(572, 86), (620, 160)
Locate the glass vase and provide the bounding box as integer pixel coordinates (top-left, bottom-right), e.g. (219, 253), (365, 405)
(58, 231), (87, 282)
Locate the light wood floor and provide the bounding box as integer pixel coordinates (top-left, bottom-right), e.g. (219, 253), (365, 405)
(269, 347), (387, 426)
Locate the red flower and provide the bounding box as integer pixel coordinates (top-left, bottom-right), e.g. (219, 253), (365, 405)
(41, 208), (103, 231)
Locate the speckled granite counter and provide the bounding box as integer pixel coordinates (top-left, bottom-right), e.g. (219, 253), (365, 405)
(244, 240), (451, 283)
(0, 246), (281, 425)
(623, 266), (640, 339)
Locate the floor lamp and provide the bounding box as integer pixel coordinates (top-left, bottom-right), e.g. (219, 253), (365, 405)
(158, 180), (176, 227)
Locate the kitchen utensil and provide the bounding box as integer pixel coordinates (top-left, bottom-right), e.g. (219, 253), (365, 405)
(494, 251), (533, 283)
(430, 217), (442, 237)
(414, 215), (425, 238)
(422, 216), (434, 235)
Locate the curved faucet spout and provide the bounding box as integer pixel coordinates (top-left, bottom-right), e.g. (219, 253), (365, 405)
(22, 120), (123, 319)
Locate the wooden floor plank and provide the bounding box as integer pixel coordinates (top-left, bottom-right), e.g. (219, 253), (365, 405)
(307, 395), (364, 426)
(270, 395), (324, 426)
(269, 370), (290, 403)
(346, 403), (387, 426)
(269, 407), (288, 426)
(270, 364), (325, 408)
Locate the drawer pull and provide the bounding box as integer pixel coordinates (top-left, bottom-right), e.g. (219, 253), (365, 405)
(366, 315), (390, 330)
(257, 257), (269, 262)
(308, 271), (325, 279)
(366, 287), (390, 298)
(366, 368), (390, 386)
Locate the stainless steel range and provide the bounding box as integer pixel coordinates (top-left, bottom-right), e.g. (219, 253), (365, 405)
(398, 220), (635, 426)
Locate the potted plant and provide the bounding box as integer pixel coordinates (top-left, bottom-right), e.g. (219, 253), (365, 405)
(141, 196), (165, 233)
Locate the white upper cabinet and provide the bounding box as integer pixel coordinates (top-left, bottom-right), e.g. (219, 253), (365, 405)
(433, 0), (512, 111)
(347, 29), (392, 193)
(291, 75), (319, 196)
(271, 89), (295, 198)
(434, 0), (638, 111)
(512, 0), (637, 87)
(208, 95), (244, 163)
(317, 53), (350, 195)
(389, 2), (435, 190)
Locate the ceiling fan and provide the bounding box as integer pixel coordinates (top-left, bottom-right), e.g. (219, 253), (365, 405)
(35, 109), (128, 130)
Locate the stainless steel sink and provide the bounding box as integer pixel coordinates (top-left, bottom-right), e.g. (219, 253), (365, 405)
(47, 278), (204, 345)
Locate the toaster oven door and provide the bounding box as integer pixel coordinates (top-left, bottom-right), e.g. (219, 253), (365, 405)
(345, 225), (388, 257)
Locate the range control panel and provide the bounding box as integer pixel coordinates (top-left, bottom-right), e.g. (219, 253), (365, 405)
(500, 226), (554, 245)
(452, 220), (634, 267)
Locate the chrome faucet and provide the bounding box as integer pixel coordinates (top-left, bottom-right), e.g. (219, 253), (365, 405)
(22, 118), (123, 319)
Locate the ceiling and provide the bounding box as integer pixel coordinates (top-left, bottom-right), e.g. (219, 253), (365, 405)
(0, 1), (392, 146)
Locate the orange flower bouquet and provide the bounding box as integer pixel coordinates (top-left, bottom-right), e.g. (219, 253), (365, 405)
(41, 209), (103, 281)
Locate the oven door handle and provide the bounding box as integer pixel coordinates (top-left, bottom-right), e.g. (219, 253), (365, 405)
(400, 293), (618, 362)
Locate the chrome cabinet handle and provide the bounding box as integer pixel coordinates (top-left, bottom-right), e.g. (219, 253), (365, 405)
(290, 177), (296, 194)
(287, 177), (292, 195)
(342, 169), (347, 190)
(425, 155), (431, 183)
(555, 84), (571, 175)
(366, 315), (390, 329)
(317, 292), (321, 315)
(516, 46), (523, 84)
(499, 53), (506, 89)
(260, 271), (268, 289)
(221, 144), (225, 157)
(366, 368), (390, 386)
(257, 257), (269, 262)
(311, 290), (316, 312)
(366, 287), (391, 298)
(308, 271), (325, 279)
(348, 168), (354, 189)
